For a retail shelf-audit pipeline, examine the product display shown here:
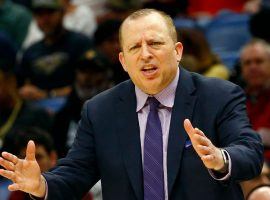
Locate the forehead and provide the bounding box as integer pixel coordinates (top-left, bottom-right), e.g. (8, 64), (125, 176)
(121, 13), (170, 42)
(242, 44), (269, 59)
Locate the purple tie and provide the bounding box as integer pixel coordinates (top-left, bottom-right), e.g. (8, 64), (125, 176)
(144, 97), (165, 200)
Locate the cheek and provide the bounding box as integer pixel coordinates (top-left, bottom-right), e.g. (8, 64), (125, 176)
(262, 66), (270, 76)
(38, 158), (50, 170)
(241, 67), (249, 77)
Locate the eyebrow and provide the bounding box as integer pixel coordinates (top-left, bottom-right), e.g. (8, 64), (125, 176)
(127, 38), (165, 49)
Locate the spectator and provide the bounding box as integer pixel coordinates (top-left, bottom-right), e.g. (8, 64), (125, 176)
(0, 65), (52, 146)
(72, 0), (107, 18)
(240, 39), (270, 162)
(52, 49), (113, 158)
(0, 0), (32, 48)
(22, 0), (97, 49)
(178, 28), (229, 79)
(62, 0), (97, 38)
(17, 0), (92, 112)
(0, 127), (57, 200)
(0, 31), (52, 147)
(94, 19), (129, 84)
(51, 49), (110, 200)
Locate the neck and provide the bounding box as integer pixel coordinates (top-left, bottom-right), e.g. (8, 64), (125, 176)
(247, 83), (270, 96)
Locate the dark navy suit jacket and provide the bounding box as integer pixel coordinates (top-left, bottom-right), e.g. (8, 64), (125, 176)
(44, 68), (263, 200)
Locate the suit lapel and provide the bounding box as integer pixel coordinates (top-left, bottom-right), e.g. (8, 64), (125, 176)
(116, 81), (143, 200)
(167, 69), (197, 196)
(115, 69), (197, 199)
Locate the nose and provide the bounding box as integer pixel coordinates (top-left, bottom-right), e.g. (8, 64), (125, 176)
(140, 43), (152, 61)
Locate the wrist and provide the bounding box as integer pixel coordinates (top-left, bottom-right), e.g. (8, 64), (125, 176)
(214, 149), (229, 173)
(32, 175), (46, 198)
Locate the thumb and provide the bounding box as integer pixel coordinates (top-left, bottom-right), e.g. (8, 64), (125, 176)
(25, 140), (36, 161)
(184, 119), (195, 138)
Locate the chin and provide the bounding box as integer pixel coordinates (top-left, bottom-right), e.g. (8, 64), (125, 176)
(143, 87), (161, 95)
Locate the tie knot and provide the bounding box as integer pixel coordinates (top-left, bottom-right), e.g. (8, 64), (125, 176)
(148, 97), (160, 111)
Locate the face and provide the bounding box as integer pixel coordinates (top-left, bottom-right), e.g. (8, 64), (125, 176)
(241, 44), (270, 90)
(75, 70), (109, 101)
(34, 9), (63, 36)
(119, 13), (183, 95)
(100, 33), (121, 64)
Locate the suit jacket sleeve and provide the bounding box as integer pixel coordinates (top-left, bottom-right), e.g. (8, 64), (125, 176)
(216, 85), (263, 182)
(43, 102), (100, 200)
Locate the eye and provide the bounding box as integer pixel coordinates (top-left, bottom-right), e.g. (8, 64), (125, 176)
(149, 41), (164, 47)
(129, 44), (140, 52)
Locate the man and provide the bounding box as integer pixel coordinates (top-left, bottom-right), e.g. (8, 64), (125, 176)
(0, 9), (263, 200)
(240, 39), (270, 161)
(17, 0), (92, 104)
(94, 19), (129, 84)
(1, 127), (57, 200)
(0, 32), (52, 146)
(22, 0), (97, 49)
(52, 49), (113, 158)
(239, 38), (270, 200)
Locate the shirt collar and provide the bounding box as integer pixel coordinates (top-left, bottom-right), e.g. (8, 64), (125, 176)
(135, 67), (180, 112)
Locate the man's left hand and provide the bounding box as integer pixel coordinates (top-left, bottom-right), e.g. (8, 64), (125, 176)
(183, 119), (225, 172)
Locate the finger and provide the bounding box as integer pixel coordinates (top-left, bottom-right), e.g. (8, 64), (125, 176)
(8, 183), (20, 191)
(183, 119), (195, 137)
(193, 134), (210, 146)
(197, 145), (211, 155)
(194, 128), (205, 136)
(0, 157), (15, 171)
(1, 152), (19, 165)
(26, 140), (36, 161)
(0, 169), (16, 181)
(201, 154), (215, 162)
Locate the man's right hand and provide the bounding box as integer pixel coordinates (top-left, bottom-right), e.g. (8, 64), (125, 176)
(0, 140), (46, 198)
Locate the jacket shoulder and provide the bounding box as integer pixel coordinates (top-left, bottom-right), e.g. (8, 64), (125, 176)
(85, 80), (133, 109)
(189, 71), (243, 95)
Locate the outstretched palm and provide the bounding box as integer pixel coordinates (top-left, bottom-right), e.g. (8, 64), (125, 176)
(0, 140), (45, 197)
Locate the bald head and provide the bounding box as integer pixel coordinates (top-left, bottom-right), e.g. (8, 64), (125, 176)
(240, 39), (270, 60)
(119, 9), (177, 50)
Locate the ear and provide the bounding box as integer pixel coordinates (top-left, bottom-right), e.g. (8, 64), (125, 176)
(119, 52), (128, 72)
(175, 42), (183, 62)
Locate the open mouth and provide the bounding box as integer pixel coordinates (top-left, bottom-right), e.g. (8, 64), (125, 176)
(141, 66), (158, 78)
(142, 67), (157, 72)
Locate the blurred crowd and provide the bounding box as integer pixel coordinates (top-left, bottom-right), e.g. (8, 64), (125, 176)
(1, 0), (270, 199)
